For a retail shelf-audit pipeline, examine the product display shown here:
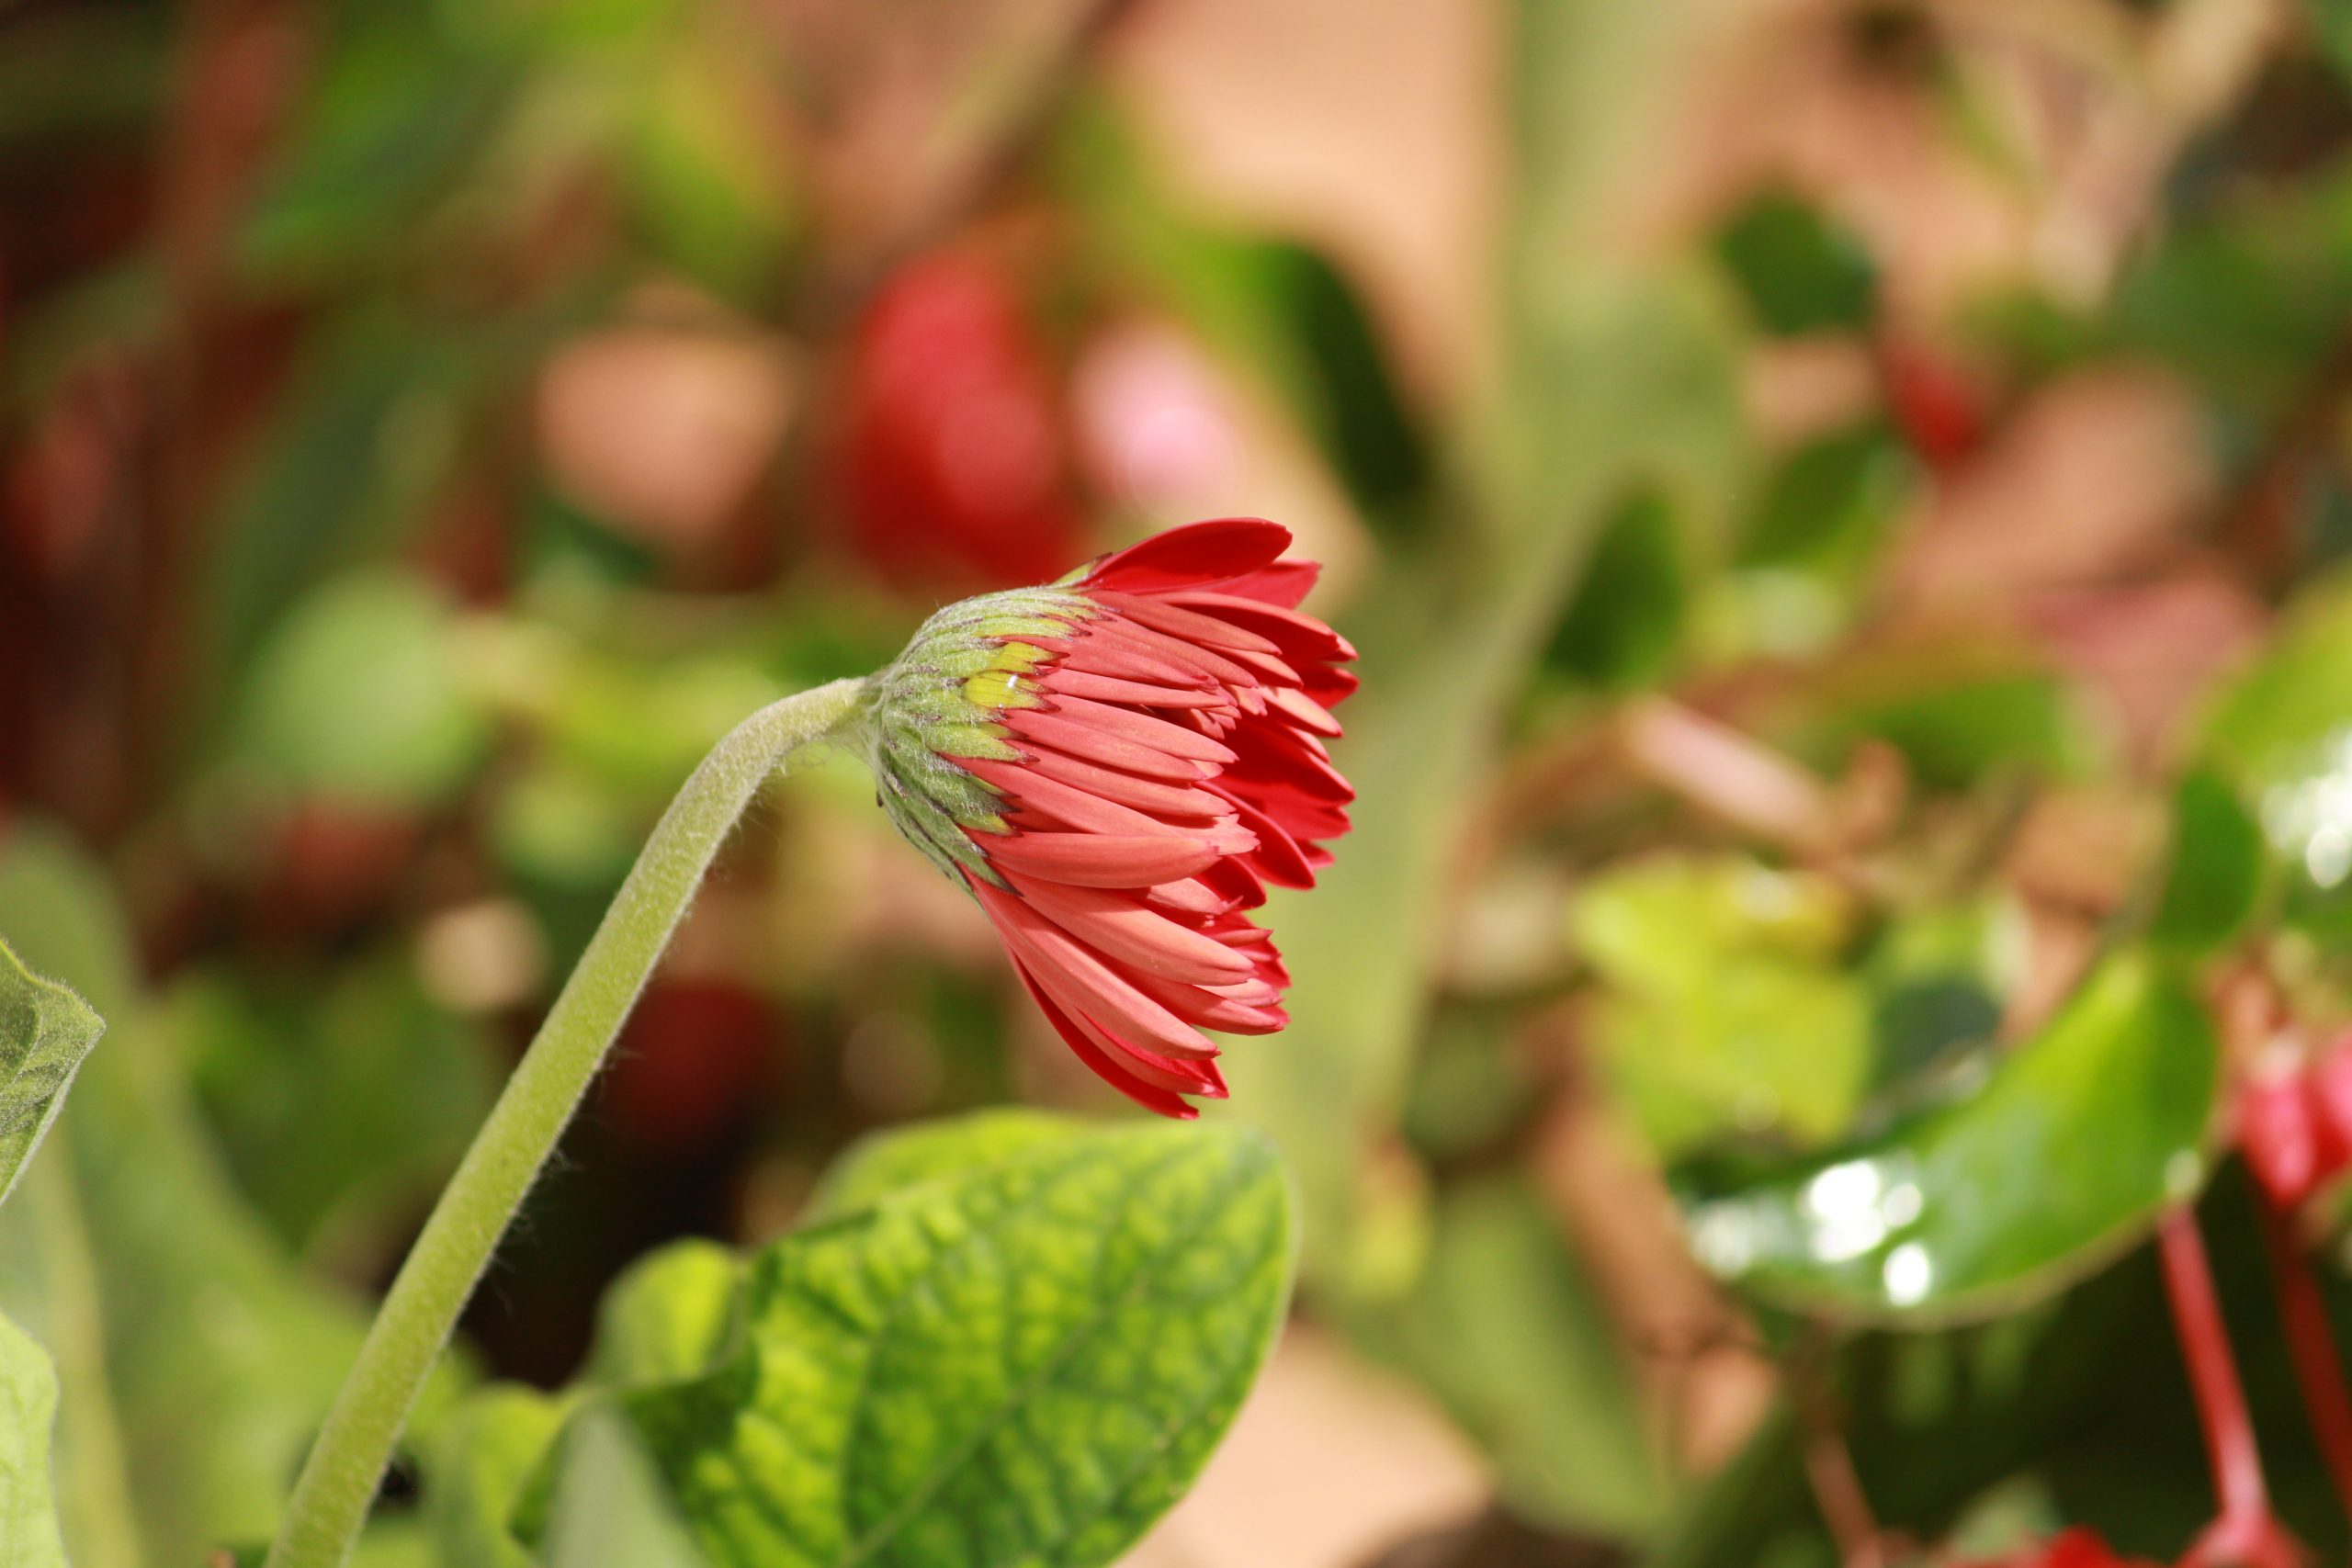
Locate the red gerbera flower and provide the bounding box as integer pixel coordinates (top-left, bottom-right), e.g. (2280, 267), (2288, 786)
(863, 517), (1356, 1117)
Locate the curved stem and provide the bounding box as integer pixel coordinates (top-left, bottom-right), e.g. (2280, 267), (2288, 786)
(265, 679), (869, 1568)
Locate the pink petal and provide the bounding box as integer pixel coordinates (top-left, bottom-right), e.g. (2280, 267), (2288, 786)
(1162, 592), (1357, 663)
(1011, 963), (1202, 1118)
(1005, 707), (1216, 781)
(1207, 560), (1320, 609)
(1081, 517), (1292, 593)
(1088, 590), (1283, 656)
(1012, 875), (1257, 984)
(1017, 749), (1237, 819)
(1039, 668), (1228, 708)
(959, 755), (1200, 839)
(972, 877), (1219, 1057)
(977, 829), (1223, 887)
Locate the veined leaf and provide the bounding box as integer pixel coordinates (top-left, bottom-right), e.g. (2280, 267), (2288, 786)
(605, 1117), (1293, 1568)
(0, 934), (103, 1209)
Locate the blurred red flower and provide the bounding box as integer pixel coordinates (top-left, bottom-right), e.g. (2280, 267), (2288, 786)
(839, 251), (1085, 590)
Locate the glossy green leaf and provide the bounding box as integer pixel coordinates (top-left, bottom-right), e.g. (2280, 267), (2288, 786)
(423, 1385), (570, 1568)
(1349, 1179), (1662, 1536)
(236, 569), (492, 807)
(1573, 857), (1870, 1157)
(615, 1117), (1294, 1568)
(0, 825), (391, 1565)
(1681, 953), (2219, 1325)
(0, 935), (102, 1210)
(0, 1310), (71, 1568)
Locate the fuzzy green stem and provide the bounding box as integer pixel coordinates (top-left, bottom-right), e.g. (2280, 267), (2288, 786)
(265, 678), (869, 1568)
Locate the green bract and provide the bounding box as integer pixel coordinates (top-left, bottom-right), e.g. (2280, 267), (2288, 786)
(859, 587), (1098, 888)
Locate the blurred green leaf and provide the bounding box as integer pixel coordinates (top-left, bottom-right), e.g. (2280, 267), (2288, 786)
(424, 1385), (570, 1568)
(207, 314), (477, 671)
(1805, 650), (2093, 790)
(2109, 163), (2352, 413)
(0, 934), (103, 1210)
(1546, 490), (1688, 691)
(2150, 770), (2265, 954)
(178, 952), (498, 1257)
(1574, 857), (1871, 1158)
(1713, 190), (1878, 338)
(237, 3), (515, 284)
(0, 1309), (71, 1568)
(1350, 1179), (1663, 1538)
(235, 568), (491, 807)
(545, 1409), (707, 1568)
(0, 825), (396, 1565)
(1735, 420), (1909, 579)
(607, 1116), (1293, 1568)
(1681, 952), (2218, 1325)
(1862, 899), (2018, 1089)
(583, 1240), (741, 1391)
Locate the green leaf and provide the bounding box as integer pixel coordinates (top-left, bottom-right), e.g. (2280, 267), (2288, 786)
(1572, 857), (1871, 1157)
(1734, 420), (1909, 578)
(584, 1241), (742, 1390)
(807, 1109), (1082, 1219)
(0, 935), (103, 1209)
(2149, 770), (2264, 954)
(1681, 952), (2219, 1325)
(546, 1410), (708, 1568)
(1349, 1179), (1663, 1537)
(0, 1310), (71, 1568)
(1545, 489), (1688, 691)
(1713, 189), (1878, 337)
(0, 825), (394, 1565)
(423, 1385), (571, 1568)
(613, 1117), (1294, 1568)
(178, 953), (499, 1258)
(235, 568), (492, 807)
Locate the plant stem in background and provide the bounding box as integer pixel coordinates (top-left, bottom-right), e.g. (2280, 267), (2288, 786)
(2256, 1199), (2352, 1528)
(264, 678), (870, 1568)
(2159, 1211), (2299, 1568)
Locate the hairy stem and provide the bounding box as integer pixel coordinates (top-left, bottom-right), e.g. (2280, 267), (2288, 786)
(265, 679), (869, 1568)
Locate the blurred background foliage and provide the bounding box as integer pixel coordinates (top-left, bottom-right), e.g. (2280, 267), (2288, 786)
(14, 0), (2352, 1562)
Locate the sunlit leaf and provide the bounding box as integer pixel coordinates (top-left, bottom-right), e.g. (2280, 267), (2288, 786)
(0, 934), (102, 1210)
(1573, 856), (1870, 1157)
(608, 1117), (1293, 1568)
(1681, 953), (2219, 1325)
